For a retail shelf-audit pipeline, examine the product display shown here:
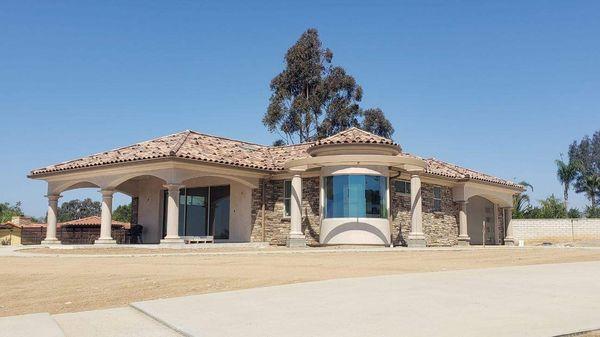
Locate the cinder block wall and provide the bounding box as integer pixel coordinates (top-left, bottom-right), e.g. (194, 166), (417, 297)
(512, 219), (600, 243)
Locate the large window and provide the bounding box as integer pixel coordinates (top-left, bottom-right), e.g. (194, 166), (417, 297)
(433, 186), (442, 212)
(162, 185), (230, 239)
(283, 180), (291, 217)
(324, 175), (387, 219)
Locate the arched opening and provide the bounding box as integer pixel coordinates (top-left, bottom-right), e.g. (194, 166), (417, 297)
(112, 175), (167, 244)
(467, 195), (497, 245)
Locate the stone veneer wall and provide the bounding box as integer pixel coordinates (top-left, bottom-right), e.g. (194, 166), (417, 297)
(390, 178), (459, 246)
(495, 207), (505, 245)
(250, 177), (321, 246)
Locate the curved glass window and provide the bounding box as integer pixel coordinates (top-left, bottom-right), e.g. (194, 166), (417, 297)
(324, 175), (387, 219)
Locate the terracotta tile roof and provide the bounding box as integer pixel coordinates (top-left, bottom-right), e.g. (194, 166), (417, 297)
(425, 158), (522, 188)
(59, 216), (130, 228)
(29, 129), (520, 189)
(312, 127), (398, 147)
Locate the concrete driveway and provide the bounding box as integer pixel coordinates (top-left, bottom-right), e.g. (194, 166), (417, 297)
(2, 261), (600, 337)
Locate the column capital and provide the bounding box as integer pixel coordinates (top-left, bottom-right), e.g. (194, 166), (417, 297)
(164, 183), (184, 191)
(100, 189), (114, 197)
(45, 194), (62, 201)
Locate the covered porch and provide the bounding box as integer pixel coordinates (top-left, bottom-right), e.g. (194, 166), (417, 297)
(33, 161), (263, 246)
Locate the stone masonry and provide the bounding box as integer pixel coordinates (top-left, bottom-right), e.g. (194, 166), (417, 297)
(250, 177), (321, 246)
(391, 178), (459, 246)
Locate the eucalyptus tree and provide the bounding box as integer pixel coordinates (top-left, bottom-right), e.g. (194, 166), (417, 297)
(264, 28), (394, 144)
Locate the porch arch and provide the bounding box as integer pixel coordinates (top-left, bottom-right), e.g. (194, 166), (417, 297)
(466, 195), (497, 245)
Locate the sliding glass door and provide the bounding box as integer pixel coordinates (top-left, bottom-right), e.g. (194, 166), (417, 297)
(163, 185), (230, 239)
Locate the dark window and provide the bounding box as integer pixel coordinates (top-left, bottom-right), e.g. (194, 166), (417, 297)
(283, 180), (291, 217)
(162, 185), (230, 239)
(433, 187), (442, 212)
(394, 180), (411, 194)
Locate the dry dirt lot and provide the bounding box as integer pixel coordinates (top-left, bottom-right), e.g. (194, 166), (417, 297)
(3, 247), (600, 317)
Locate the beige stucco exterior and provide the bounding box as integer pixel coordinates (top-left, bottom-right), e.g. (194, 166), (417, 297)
(28, 129), (523, 247)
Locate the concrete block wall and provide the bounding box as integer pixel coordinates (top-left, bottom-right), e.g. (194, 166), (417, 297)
(512, 219), (600, 243)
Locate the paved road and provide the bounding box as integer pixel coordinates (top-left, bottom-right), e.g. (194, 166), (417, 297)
(2, 261), (600, 337)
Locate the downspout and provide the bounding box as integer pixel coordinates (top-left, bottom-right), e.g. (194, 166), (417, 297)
(388, 169), (402, 247)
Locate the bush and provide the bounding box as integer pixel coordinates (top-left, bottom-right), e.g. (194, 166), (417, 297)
(568, 208), (582, 218)
(585, 206), (600, 218)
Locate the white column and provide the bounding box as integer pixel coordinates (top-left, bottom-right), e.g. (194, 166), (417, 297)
(287, 173), (306, 247)
(161, 184), (185, 244)
(504, 207), (515, 246)
(457, 201), (470, 245)
(41, 194), (61, 245)
(95, 189), (116, 245)
(407, 173), (426, 247)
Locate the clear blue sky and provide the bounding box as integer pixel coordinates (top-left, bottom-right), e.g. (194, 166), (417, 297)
(1, 0), (599, 217)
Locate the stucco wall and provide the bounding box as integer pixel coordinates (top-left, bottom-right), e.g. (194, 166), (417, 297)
(466, 196), (496, 245)
(390, 179), (459, 246)
(511, 219), (600, 243)
(136, 177), (164, 243)
(135, 176), (253, 243)
(250, 177), (320, 246)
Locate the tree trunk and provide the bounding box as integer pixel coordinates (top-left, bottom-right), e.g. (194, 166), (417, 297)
(563, 183), (569, 215)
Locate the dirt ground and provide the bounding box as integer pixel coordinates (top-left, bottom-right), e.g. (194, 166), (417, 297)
(3, 247), (600, 317)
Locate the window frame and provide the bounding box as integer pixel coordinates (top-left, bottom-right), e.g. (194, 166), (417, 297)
(283, 180), (292, 218)
(323, 174), (388, 219)
(433, 186), (443, 212)
(394, 180), (411, 195)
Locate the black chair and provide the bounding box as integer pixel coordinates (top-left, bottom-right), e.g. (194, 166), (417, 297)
(129, 224), (144, 244)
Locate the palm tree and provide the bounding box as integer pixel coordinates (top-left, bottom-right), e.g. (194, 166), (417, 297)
(555, 158), (580, 211)
(513, 181), (533, 218)
(577, 174), (600, 208)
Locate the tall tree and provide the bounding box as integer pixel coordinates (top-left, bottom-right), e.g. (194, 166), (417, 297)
(57, 198), (101, 222)
(555, 156), (580, 212)
(264, 28), (394, 144)
(569, 130), (600, 207)
(577, 174), (600, 208)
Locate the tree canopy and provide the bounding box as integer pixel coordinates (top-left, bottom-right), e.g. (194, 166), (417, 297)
(57, 198), (101, 222)
(0, 202), (24, 223)
(264, 28), (394, 144)
(113, 203), (132, 223)
(568, 130), (600, 207)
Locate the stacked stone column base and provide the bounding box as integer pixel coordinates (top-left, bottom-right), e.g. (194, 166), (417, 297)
(160, 237), (185, 245)
(457, 235), (471, 246)
(287, 233), (306, 248)
(407, 233), (426, 247)
(94, 238), (117, 245)
(504, 237), (516, 246)
(41, 238), (61, 245)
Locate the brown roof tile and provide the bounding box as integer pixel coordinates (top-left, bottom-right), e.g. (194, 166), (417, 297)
(29, 129), (521, 189)
(313, 127), (398, 147)
(59, 215), (129, 228)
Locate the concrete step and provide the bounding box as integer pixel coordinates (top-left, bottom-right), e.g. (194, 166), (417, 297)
(0, 313), (65, 337)
(53, 307), (182, 337)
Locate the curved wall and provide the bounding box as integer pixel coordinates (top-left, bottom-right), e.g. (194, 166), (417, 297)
(320, 218), (391, 245)
(319, 165), (391, 246)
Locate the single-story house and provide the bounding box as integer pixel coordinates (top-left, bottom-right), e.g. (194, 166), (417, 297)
(28, 128), (524, 247)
